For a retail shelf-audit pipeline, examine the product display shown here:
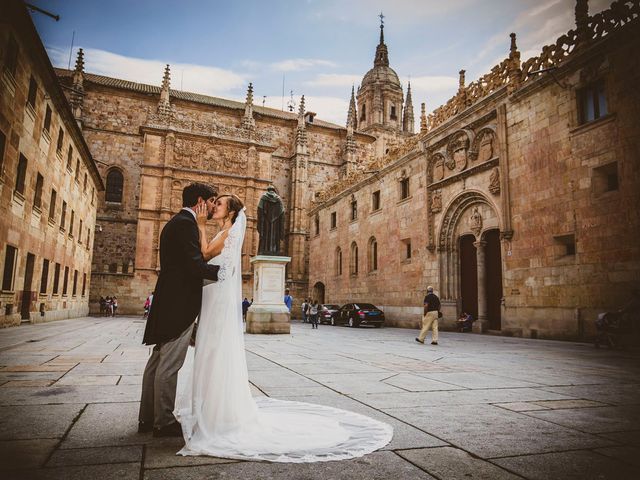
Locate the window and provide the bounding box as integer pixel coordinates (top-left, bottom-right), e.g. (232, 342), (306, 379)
(78, 220), (83, 243)
(57, 128), (64, 153)
(335, 247), (342, 276)
(2, 245), (17, 291)
(350, 242), (358, 275)
(579, 80), (607, 124)
(403, 239), (412, 259)
(82, 273), (87, 296)
(27, 76), (37, 108)
(109, 263), (118, 273)
(106, 169), (124, 203)
(48, 189), (57, 220)
(86, 228), (91, 247)
(83, 172), (87, 191)
(400, 177), (410, 200)
(122, 262), (129, 274)
(350, 198), (357, 221)
(4, 35), (18, 76)
(368, 237), (378, 272)
(330, 211), (337, 229)
(314, 215), (319, 236)
(554, 234), (576, 257)
(40, 259), (49, 294)
(43, 105), (52, 132)
(69, 210), (75, 237)
(66, 146), (73, 170)
(72, 270), (78, 296)
(33, 173), (44, 209)
(372, 190), (381, 211)
(62, 266), (69, 295)
(60, 201), (67, 230)
(75, 159), (80, 181)
(593, 162), (618, 196)
(0, 129), (6, 173)
(15, 154), (27, 195)
(52, 263), (60, 294)
(390, 104), (397, 120)
(360, 104), (366, 122)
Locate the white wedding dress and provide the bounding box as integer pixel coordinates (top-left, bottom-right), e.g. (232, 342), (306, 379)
(174, 209), (392, 463)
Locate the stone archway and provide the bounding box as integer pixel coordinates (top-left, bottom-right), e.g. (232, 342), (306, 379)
(437, 190), (502, 332)
(312, 282), (325, 304)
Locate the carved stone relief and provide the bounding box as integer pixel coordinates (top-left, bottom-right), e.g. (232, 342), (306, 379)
(489, 167), (500, 195)
(433, 154), (445, 181)
(469, 206), (483, 237)
(447, 131), (473, 172)
(430, 190), (442, 213)
(173, 138), (248, 174)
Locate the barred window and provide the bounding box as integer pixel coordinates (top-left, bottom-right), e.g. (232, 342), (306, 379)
(106, 169), (124, 203)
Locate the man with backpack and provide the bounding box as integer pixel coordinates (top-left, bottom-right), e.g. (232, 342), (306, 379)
(416, 286), (440, 345)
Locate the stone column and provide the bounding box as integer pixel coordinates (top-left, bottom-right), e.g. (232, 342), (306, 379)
(473, 240), (488, 333)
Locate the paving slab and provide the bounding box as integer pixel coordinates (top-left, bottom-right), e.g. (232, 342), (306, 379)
(0, 439), (58, 470)
(8, 463), (140, 480)
(531, 399), (608, 409)
(598, 430), (640, 446)
(55, 374), (120, 386)
(143, 450), (436, 479)
(541, 384), (640, 405)
(492, 450), (639, 480)
(382, 373), (467, 392)
(417, 371), (543, 389)
(0, 404), (84, 440)
(306, 372), (407, 394)
(524, 406), (640, 433)
(594, 446), (640, 467)
(0, 383), (140, 406)
(494, 401), (550, 412)
(47, 445), (142, 467)
(144, 444), (237, 469)
(398, 446), (522, 479)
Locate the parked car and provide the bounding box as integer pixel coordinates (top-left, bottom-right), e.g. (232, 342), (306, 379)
(319, 304), (341, 325)
(336, 303), (385, 328)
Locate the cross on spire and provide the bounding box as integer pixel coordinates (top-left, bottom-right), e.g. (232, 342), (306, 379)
(379, 12), (385, 26)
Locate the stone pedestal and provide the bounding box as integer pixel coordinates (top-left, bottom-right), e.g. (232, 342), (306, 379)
(246, 255), (291, 334)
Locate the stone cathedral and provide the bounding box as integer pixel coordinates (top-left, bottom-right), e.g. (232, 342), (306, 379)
(50, 0), (639, 341)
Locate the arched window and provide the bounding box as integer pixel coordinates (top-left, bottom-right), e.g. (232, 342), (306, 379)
(335, 247), (342, 276)
(314, 215), (319, 236)
(105, 169), (124, 203)
(368, 237), (378, 272)
(360, 104), (366, 122)
(350, 242), (358, 275)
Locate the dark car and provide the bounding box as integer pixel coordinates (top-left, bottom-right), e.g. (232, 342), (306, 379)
(319, 304), (340, 325)
(337, 303), (385, 328)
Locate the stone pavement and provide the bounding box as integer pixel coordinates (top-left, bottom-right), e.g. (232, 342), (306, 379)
(0, 316), (639, 479)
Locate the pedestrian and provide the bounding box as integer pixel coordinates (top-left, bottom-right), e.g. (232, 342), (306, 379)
(301, 298), (308, 323)
(144, 292), (153, 319)
(242, 297), (251, 322)
(105, 296), (112, 317)
(284, 289), (293, 312)
(112, 297), (118, 317)
(99, 296), (106, 316)
(456, 311), (474, 332)
(416, 286), (441, 345)
(309, 300), (319, 329)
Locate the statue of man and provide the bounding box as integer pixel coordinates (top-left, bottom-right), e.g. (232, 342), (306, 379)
(257, 186), (285, 255)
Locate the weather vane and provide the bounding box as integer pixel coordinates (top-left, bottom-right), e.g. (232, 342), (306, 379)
(286, 90), (296, 112)
(379, 12), (384, 26)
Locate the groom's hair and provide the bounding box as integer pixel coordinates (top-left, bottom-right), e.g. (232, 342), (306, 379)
(182, 183), (217, 207)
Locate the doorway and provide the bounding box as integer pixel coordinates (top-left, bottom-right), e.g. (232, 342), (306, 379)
(21, 253), (35, 321)
(312, 282), (325, 304)
(459, 235), (478, 319)
(484, 229), (502, 330)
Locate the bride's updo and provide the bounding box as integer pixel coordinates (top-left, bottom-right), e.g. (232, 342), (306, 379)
(218, 194), (244, 224)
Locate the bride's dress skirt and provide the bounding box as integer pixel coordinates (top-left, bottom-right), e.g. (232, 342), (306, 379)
(174, 281), (392, 463)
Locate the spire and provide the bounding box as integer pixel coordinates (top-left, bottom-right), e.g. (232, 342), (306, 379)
(373, 12), (389, 67)
(507, 33), (522, 94)
(157, 64), (172, 115)
(70, 48), (85, 123)
(420, 102), (428, 133)
(575, 0), (590, 48)
(296, 95), (307, 153)
(402, 81), (414, 134)
(242, 82), (255, 129)
(347, 85), (357, 130)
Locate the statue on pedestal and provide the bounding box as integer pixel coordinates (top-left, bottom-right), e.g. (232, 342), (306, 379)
(257, 186), (285, 255)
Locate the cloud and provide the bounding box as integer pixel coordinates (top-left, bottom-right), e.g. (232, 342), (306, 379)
(304, 74), (362, 88)
(47, 46), (246, 97)
(260, 94), (349, 127)
(270, 58), (337, 72)
(406, 75), (458, 94)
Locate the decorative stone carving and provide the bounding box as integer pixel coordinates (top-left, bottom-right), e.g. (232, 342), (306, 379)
(447, 132), (472, 172)
(431, 190), (442, 213)
(477, 130), (495, 162)
(469, 206), (483, 237)
(489, 168), (500, 195)
(173, 139), (248, 174)
(433, 154), (445, 181)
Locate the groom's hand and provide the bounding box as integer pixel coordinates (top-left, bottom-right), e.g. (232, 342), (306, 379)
(195, 203), (208, 227)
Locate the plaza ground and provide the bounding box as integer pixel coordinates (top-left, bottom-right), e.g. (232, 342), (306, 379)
(0, 316), (639, 479)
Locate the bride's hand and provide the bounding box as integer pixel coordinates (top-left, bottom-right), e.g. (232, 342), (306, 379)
(195, 203), (208, 227)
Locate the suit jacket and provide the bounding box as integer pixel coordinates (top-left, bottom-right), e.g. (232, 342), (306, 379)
(143, 209), (219, 345)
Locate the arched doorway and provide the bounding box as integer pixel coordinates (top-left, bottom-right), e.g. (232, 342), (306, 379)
(459, 235), (478, 320)
(312, 282), (325, 304)
(484, 229), (502, 330)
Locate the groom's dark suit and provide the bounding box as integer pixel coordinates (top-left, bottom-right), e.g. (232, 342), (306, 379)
(143, 209), (219, 345)
(139, 208), (219, 431)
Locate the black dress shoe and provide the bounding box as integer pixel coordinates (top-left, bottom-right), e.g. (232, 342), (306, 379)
(153, 421), (183, 438)
(138, 421), (153, 433)
(415, 338), (424, 344)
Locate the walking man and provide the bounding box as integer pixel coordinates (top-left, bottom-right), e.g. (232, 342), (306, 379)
(416, 286), (440, 345)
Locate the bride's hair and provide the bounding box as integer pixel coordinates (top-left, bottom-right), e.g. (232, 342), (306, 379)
(218, 194), (244, 224)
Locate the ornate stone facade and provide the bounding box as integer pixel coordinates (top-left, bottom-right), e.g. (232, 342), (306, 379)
(0, 2), (103, 327)
(309, 0), (640, 340)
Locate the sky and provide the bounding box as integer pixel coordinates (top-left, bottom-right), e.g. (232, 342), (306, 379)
(31, 0), (613, 127)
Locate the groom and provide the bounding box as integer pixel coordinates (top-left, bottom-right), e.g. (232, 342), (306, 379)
(138, 182), (219, 437)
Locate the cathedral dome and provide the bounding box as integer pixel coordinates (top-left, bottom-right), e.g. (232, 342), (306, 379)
(361, 65), (401, 89)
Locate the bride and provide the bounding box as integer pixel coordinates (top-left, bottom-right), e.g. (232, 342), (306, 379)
(174, 194), (392, 463)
